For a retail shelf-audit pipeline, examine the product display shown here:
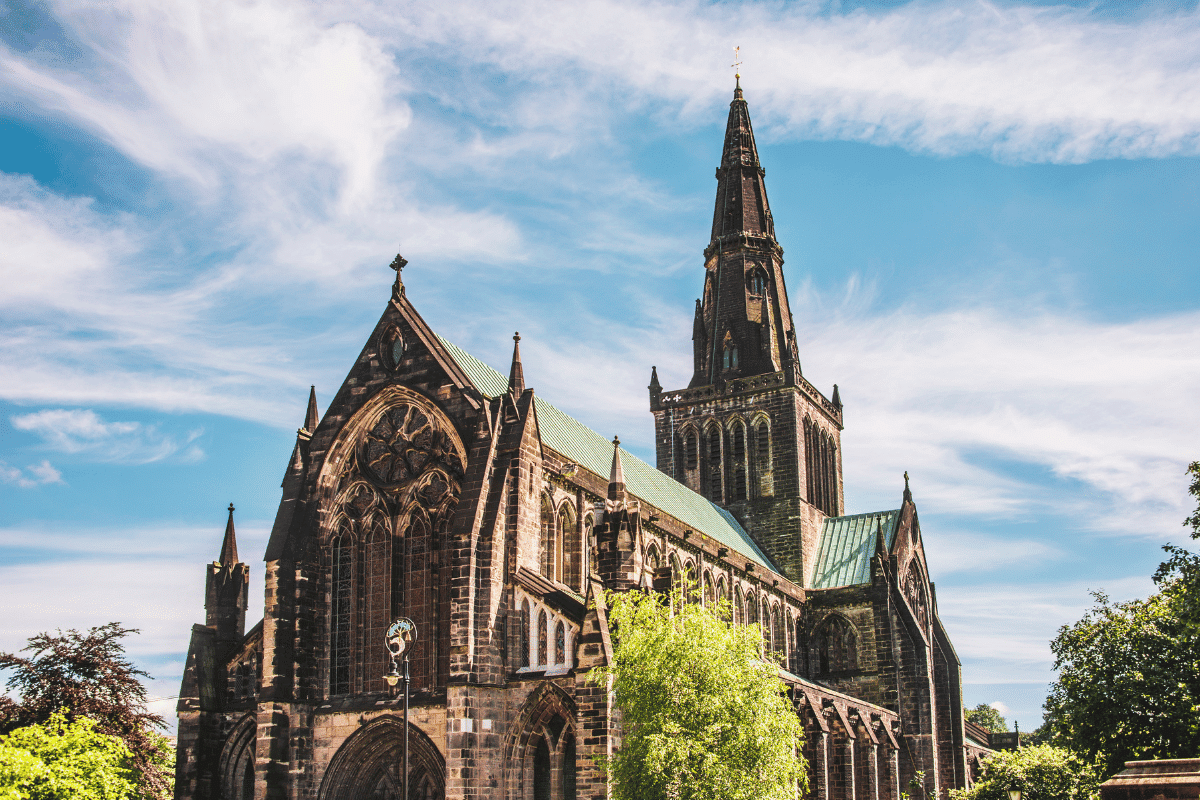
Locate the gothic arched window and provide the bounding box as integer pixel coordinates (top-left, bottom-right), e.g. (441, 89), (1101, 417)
(752, 420), (771, 496)
(537, 610), (548, 667)
(555, 621), (566, 665)
(811, 614), (858, 675)
(560, 504), (581, 589)
(540, 496), (554, 578)
(330, 529), (353, 695)
(684, 429), (699, 471)
(519, 599), (531, 668)
(702, 571), (715, 606)
(723, 344), (739, 370)
(362, 523), (390, 693)
(731, 422), (748, 501)
(733, 585), (744, 625)
(704, 424), (723, 502)
(748, 269), (767, 297)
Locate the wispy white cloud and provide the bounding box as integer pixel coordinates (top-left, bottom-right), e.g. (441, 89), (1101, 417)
(0, 459), (64, 488)
(355, 0), (1200, 163)
(938, 574), (1155, 684)
(11, 408), (204, 464)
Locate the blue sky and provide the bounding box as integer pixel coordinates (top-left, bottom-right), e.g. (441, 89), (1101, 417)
(2, 0), (1199, 733)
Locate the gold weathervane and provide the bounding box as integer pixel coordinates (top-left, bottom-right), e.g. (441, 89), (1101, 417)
(731, 45), (742, 80)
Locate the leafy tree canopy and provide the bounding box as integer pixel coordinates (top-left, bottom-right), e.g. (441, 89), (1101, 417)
(0, 623), (171, 799)
(966, 704), (1008, 733)
(1041, 461), (1200, 779)
(589, 587), (807, 800)
(0, 711), (137, 800)
(950, 744), (1099, 800)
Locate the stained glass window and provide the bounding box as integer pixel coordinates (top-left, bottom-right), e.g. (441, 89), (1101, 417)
(537, 610), (548, 666)
(555, 621), (566, 665)
(331, 534), (353, 695)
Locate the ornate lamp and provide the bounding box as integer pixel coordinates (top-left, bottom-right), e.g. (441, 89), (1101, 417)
(383, 618), (417, 800)
(1009, 790), (1022, 800)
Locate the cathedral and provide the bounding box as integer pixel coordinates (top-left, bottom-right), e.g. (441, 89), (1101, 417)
(174, 81), (991, 800)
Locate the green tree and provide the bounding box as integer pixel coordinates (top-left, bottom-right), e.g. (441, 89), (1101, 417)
(589, 587), (807, 800)
(1041, 461), (1200, 779)
(949, 744), (1099, 800)
(0, 711), (137, 800)
(966, 704), (1008, 733)
(0, 623), (170, 799)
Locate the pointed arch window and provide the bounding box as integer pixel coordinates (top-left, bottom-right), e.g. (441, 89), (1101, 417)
(733, 585), (744, 625)
(559, 504), (580, 589)
(731, 422), (747, 501)
(752, 420), (771, 497)
(540, 496), (554, 578)
(684, 430), (699, 471)
(519, 599), (531, 669)
(811, 614), (858, 675)
(704, 425), (723, 502)
(330, 529), (353, 696)
(723, 344), (739, 370)
(702, 572), (715, 606)
(555, 620), (566, 665)
(362, 523), (390, 693)
(748, 270), (767, 297)
(537, 610), (549, 667)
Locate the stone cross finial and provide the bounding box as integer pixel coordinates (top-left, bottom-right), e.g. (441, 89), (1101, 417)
(389, 253), (408, 298)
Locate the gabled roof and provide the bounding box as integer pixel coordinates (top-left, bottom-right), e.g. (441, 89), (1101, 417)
(809, 509), (900, 589)
(437, 336), (774, 569)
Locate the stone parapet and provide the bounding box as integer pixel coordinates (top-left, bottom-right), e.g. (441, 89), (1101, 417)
(1100, 759), (1200, 800)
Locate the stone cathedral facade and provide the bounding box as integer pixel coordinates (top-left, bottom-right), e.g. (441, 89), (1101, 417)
(174, 83), (991, 800)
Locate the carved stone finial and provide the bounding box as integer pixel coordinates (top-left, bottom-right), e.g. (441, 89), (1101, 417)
(389, 254), (408, 298)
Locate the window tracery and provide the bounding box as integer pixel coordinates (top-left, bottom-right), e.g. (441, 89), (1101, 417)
(324, 396), (465, 697)
(810, 614), (858, 675)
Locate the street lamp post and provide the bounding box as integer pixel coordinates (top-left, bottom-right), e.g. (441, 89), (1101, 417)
(384, 618), (417, 800)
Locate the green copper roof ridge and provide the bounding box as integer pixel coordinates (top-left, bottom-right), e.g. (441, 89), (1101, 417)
(436, 334), (774, 569)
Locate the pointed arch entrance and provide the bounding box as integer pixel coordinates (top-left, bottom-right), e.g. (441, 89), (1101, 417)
(319, 715), (445, 800)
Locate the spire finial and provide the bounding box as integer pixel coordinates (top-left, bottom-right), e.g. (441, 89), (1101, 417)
(219, 503), (239, 566)
(508, 332), (525, 395)
(732, 45), (742, 83)
(389, 253), (408, 298)
(649, 366), (661, 393)
(607, 435), (627, 503)
(903, 471), (912, 503)
(304, 386), (319, 432)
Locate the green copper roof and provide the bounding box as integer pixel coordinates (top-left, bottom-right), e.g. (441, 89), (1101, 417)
(809, 509), (900, 589)
(438, 336), (774, 569)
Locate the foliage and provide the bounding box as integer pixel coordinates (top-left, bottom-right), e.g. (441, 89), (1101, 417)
(966, 704), (1008, 733)
(950, 744), (1099, 800)
(0, 711), (137, 800)
(1041, 461), (1200, 779)
(589, 587), (807, 800)
(0, 624), (170, 799)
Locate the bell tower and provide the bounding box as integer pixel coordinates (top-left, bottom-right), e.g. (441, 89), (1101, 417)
(650, 82), (845, 585)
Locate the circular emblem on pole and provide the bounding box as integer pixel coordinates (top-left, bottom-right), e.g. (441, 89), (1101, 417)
(386, 617), (417, 659)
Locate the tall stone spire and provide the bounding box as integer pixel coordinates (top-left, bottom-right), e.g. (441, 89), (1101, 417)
(689, 82), (798, 388)
(508, 332), (525, 395)
(218, 502), (239, 566)
(710, 82), (772, 243)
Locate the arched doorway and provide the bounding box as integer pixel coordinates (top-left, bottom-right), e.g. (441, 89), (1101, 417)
(318, 715), (445, 800)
